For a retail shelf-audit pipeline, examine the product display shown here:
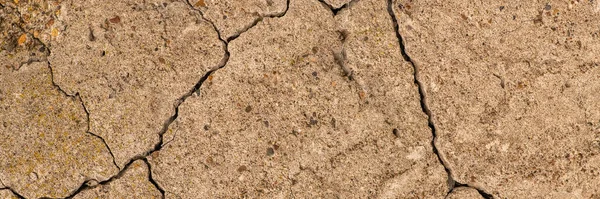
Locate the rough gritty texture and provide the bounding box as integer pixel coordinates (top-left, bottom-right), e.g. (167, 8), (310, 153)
(0, 189), (18, 199)
(73, 160), (162, 199)
(394, 0), (600, 198)
(191, 0), (288, 39)
(0, 4), (48, 70)
(48, 0), (224, 168)
(0, 62), (116, 198)
(446, 187), (483, 199)
(322, 0), (351, 9)
(149, 0), (446, 198)
(3, 0), (600, 198)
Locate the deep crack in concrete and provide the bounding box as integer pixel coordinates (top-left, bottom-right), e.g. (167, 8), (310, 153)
(316, 0), (358, 15)
(386, 0), (493, 198)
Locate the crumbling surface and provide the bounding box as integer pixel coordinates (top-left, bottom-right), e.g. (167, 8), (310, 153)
(2, 0), (600, 198)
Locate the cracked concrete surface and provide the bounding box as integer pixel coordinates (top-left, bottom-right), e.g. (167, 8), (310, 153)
(2, 0), (600, 198)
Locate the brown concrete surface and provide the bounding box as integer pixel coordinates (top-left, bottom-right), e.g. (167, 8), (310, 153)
(1, 0), (599, 199)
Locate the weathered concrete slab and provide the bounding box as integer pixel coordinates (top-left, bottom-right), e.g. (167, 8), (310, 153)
(73, 160), (162, 199)
(0, 62), (117, 198)
(48, 0), (224, 168)
(149, 0), (446, 198)
(393, 0), (600, 197)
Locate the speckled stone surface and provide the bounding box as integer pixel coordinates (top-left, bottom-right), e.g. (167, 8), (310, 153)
(48, 0), (224, 168)
(0, 62), (116, 198)
(0, 189), (18, 199)
(393, 0), (600, 197)
(323, 0), (351, 9)
(73, 160), (162, 199)
(148, 0), (446, 198)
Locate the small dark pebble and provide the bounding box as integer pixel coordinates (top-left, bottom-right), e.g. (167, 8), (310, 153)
(393, 129), (399, 137)
(544, 4), (551, 10)
(312, 71), (318, 77)
(38, 46), (45, 52)
(245, 105), (252, 113)
(263, 120), (269, 127)
(499, 6), (505, 11)
(101, 51), (106, 56)
(237, 165), (247, 172)
(309, 118), (318, 126)
(204, 125), (210, 131)
(266, 147), (275, 156)
(109, 16), (121, 23)
(273, 144), (279, 150)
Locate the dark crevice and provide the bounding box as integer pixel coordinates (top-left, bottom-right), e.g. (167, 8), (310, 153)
(386, 0), (493, 198)
(41, 156), (156, 199)
(316, 0), (358, 15)
(142, 158), (166, 198)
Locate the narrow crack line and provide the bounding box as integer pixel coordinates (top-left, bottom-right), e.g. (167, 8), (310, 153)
(142, 158), (166, 199)
(0, 186), (26, 199)
(46, 60), (121, 171)
(41, 155), (152, 199)
(385, 0), (493, 198)
(316, 0), (358, 15)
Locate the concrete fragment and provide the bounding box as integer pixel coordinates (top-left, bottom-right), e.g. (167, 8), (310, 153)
(150, 0), (446, 198)
(447, 187), (483, 199)
(0, 5), (48, 70)
(48, 0), (224, 167)
(393, 0), (600, 197)
(73, 160), (162, 199)
(191, 0), (287, 39)
(0, 62), (117, 198)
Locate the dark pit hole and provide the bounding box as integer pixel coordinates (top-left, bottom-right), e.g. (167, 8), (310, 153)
(101, 51), (106, 56)
(392, 129), (399, 137)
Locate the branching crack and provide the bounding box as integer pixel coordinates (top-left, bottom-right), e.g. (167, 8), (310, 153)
(46, 60), (121, 171)
(40, 0), (293, 198)
(385, 0), (493, 198)
(316, 0), (358, 15)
